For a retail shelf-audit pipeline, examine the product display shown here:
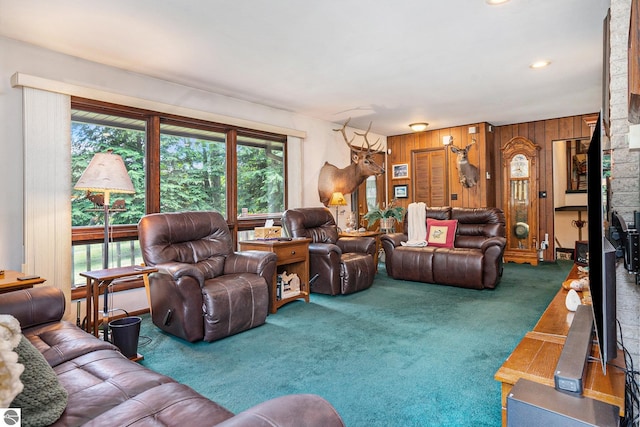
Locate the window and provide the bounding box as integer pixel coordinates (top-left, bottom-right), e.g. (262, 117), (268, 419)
(237, 133), (285, 216)
(70, 98), (288, 284)
(71, 109), (147, 226)
(160, 122), (227, 213)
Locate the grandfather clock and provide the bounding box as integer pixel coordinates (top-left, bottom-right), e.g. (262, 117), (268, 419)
(501, 137), (541, 265)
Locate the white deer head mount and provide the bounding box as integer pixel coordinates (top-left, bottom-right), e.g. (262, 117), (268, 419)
(449, 139), (480, 188)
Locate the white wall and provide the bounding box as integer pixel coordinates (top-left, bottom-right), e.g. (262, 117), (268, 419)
(0, 35), (386, 273)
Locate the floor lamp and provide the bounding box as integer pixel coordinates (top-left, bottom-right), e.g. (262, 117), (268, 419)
(74, 150), (135, 340)
(328, 191), (347, 232)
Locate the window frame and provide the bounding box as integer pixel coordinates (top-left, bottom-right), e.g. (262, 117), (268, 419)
(71, 97), (288, 248)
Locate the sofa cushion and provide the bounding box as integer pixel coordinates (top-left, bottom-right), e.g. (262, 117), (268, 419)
(426, 219), (457, 248)
(12, 336), (68, 427)
(52, 349), (176, 426)
(85, 382), (234, 427)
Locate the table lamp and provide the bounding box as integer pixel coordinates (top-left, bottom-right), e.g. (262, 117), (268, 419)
(328, 191), (347, 232)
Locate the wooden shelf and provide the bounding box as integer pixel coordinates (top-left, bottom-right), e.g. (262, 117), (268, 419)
(495, 264), (625, 426)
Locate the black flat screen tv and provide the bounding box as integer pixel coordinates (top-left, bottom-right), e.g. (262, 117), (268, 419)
(586, 113), (617, 375)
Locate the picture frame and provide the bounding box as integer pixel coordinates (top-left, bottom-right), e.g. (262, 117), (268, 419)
(394, 185), (408, 199)
(392, 163), (409, 179)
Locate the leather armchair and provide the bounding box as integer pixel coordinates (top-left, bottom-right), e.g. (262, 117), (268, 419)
(281, 207), (376, 295)
(138, 211), (277, 342)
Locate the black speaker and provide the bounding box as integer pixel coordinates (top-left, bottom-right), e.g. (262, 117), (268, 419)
(507, 378), (619, 427)
(574, 241), (589, 266)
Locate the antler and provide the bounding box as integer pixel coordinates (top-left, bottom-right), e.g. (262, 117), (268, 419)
(333, 118), (356, 147)
(354, 121), (382, 153)
(333, 118), (382, 153)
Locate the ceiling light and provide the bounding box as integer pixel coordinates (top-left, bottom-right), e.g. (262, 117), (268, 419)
(530, 60), (551, 69)
(486, 0), (510, 4)
(409, 123), (429, 132)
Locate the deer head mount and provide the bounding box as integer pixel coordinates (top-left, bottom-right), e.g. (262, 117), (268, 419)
(450, 139), (480, 188)
(318, 118), (385, 206)
(85, 191), (104, 208)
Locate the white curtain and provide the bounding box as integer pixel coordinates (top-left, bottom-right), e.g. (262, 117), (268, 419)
(22, 87), (72, 319)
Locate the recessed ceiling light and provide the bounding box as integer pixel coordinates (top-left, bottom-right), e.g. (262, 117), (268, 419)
(530, 60), (551, 69)
(486, 0), (510, 5)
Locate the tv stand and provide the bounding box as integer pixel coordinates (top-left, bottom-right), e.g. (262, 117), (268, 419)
(495, 264), (625, 426)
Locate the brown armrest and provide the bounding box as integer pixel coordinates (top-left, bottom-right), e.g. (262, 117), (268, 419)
(0, 287), (65, 329)
(379, 233), (406, 248)
(216, 394), (345, 427)
(337, 236), (375, 256)
(225, 251), (277, 276)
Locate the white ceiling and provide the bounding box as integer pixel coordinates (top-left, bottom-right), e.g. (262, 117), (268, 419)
(0, 0), (611, 136)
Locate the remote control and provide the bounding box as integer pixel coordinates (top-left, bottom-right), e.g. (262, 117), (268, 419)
(17, 275), (40, 281)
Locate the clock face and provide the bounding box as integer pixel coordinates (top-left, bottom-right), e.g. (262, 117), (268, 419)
(510, 154), (529, 178)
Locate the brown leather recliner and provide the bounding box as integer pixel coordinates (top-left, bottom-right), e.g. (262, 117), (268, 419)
(138, 211), (277, 342)
(281, 207), (376, 295)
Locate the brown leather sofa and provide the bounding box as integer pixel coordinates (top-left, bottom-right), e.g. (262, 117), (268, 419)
(282, 207), (376, 295)
(0, 286), (345, 426)
(138, 211), (277, 342)
(380, 207), (506, 290)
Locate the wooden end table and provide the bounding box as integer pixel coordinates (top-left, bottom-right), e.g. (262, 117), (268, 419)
(0, 270), (46, 293)
(239, 238), (310, 313)
(79, 266), (157, 348)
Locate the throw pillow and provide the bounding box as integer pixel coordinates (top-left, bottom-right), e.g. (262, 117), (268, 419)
(11, 336), (67, 427)
(426, 219), (458, 248)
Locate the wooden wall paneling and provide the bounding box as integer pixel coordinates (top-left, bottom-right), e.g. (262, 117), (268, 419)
(483, 123), (497, 208)
(537, 119), (553, 261)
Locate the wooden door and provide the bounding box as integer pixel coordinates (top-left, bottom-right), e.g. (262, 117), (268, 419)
(412, 148), (448, 206)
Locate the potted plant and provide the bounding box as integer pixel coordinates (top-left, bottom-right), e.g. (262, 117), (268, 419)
(363, 199), (405, 231)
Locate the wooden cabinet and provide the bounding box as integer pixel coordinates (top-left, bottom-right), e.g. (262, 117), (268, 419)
(238, 238), (310, 313)
(501, 137), (541, 265)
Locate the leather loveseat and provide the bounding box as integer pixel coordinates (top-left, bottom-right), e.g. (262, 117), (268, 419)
(380, 207), (506, 290)
(0, 286), (345, 427)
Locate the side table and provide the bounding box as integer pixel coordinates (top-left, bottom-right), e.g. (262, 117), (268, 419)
(79, 266), (157, 345)
(339, 230), (382, 271)
(238, 238), (310, 313)
(0, 270), (46, 293)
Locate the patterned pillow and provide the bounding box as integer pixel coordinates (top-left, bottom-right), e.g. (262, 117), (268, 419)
(426, 219), (458, 248)
(11, 336), (67, 427)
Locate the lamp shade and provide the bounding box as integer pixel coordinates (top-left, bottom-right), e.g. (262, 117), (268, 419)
(74, 150), (135, 203)
(328, 192), (347, 206)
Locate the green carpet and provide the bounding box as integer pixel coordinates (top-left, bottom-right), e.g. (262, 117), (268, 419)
(138, 261), (572, 426)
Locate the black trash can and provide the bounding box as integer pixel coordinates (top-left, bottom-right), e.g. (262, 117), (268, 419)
(109, 316), (142, 359)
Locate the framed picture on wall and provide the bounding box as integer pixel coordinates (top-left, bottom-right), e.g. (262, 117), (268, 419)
(392, 163), (409, 179)
(394, 185), (408, 199)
